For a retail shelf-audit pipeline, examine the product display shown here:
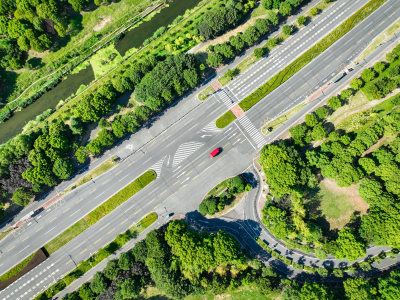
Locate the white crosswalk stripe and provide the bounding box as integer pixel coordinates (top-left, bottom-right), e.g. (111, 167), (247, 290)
(201, 121), (220, 133)
(238, 115), (265, 149)
(172, 142), (204, 167)
(149, 156), (166, 177)
(215, 90), (234, 108)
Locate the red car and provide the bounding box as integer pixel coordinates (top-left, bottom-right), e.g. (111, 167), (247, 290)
(209, 148), (220, 158)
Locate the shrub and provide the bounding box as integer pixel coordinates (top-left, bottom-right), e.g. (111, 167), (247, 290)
(297, 15), (307, 26)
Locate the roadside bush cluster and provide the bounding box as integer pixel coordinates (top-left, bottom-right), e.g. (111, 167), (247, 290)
(199, 175), (251, 215)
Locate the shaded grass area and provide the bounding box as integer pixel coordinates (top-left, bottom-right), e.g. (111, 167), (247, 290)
(35, 213), (158, 300)
(318, 183), (354, 221)
(262, 102), (306, 134)
(238, 0), (387, 111)
(216, 110), (236, 128)
(44, 170), (156, 255)
(0, 249), (47, 291)
(63, 156), (119, 194)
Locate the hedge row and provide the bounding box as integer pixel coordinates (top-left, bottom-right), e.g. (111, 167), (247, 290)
(43, 170), (156, 255)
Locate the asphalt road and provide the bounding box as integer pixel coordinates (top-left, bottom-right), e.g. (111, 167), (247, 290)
(1, 0), (400, 298)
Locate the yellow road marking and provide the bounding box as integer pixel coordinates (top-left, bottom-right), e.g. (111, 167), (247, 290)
(134, 208), (143, 215)
(80, 248), (87, 255)
(35, 226), (43, 232)
(94, 238), (102, 244)
(7, 245), (16, 252)
(107, 228), (115, 235)
(120, 219), (128, 225)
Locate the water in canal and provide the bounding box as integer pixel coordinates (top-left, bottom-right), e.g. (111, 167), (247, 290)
(0, 0), (202, 145)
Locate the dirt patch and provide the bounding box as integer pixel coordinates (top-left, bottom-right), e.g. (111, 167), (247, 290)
(94, 17), (112, 32)
(361, 136), (387, 157)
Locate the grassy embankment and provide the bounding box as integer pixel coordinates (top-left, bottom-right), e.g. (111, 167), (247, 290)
(215, 0), (388, 128)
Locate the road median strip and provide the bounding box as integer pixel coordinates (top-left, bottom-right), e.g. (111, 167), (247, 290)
(0, 170), (155, 291)
(34, 212), (158, 300)
(216, 0), (387, 128)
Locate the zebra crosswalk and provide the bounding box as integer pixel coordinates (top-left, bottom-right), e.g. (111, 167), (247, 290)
(215, 90), (235, 107)
(238, 115), (265, 149)
(172, 142), (204, 167)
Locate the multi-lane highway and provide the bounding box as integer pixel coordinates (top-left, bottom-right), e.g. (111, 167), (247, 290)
(1, 0), (400, 298)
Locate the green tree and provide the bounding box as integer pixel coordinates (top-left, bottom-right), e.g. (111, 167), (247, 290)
(335, 228), (366, 261)
(361, 68), (376, 82)
(68, 0), (89, 12)
(343, 278), (377, 300)
(12, 188), (32, 206)
(254, 47), (265, 58)
(358, 157), (376, 174)
(120, 278), (141, 299)
(282, 24), (293, 35)
(78, 282), (95, 300)
(297, 15), (307, 26)
(118, 252), (134, 270)
(243, 26), (260, 46)
(262, 0), (273, 9)
(373, 61), (386, 74)
(327, 96), (341, 110)
(52, 158), (73, 179)
(358, 178), (382, 202)
(315, 106), (328, 120)
(311, 123), (326, 140)
(206, 52), (224, 67)
(75, 146), (89, 164)
(305, 113), (318, 127)
(266, 11), (279, 26)
(90, 272), (108, 295)
(279, 2), (292, 16)
(103, 259), (120, 280)
(229, 34), (245, 51)
(350, 78), (364, 90)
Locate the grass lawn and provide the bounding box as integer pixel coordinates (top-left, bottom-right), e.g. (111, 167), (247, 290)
(198, 86), (215, 101)
(356, 18), (400, 62)
(0, 253), (35, 283)
(262, 102), (306, 134)
(205, 178), (230, 198)
(89, 44), (124, 79)
(63, 156), (119, 194)
(43, 170), (155, 255)
(216, 110), (236, 128)
(312, 179), (369, 230)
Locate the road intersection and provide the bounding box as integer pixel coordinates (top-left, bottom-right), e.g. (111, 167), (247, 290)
(1, 0), (400, 298)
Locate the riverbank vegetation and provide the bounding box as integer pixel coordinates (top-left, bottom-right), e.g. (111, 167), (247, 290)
(0, 0), (157, 114)
(259, 45), (400, 261)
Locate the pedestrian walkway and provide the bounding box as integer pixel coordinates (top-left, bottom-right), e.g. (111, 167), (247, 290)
(237, 115), (265, 149)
